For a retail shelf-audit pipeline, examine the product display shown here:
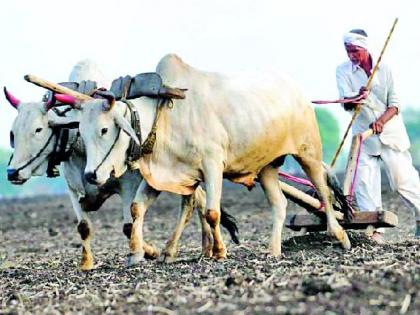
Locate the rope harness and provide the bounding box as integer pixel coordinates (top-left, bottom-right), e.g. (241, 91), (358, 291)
(92, 106), (128, 175)
(91, 81), (170, 175)
(8, 124), (80, 178)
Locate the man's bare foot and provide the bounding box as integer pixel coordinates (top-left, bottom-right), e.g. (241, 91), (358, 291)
(370, 231), (385, 244)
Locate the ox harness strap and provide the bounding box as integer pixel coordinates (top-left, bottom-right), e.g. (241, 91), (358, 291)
(93, 105), (129, 175)
(46, 124), (80, 177)
(92, 97), (169, 174)
(8, 124), (80, 178)
(121, 99), (142, 168)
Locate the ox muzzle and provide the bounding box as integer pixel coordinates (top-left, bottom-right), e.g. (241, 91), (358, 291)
(84, 171), (98, 185)
(7, 168), (27, 184)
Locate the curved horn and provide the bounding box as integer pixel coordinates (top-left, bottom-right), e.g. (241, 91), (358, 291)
(43, 93), (56, 112)
(3, 87), (21, 108)
(53, 94), (80, 109)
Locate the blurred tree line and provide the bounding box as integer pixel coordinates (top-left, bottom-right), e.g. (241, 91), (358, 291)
(0, 107), (419, 198)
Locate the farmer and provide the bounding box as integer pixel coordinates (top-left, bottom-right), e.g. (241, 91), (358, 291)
(336, 28), (420, 242)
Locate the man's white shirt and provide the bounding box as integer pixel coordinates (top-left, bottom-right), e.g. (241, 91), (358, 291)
(336, 60), (410, 155)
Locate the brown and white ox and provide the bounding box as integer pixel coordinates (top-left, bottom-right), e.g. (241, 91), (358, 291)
(6, 60), (238, 270)
(56, 54), (352, 261)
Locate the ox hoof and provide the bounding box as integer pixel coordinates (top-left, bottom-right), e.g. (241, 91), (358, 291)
(329, 228), (351, 250)
(159, 253), (177, 264)
(143, 244), (160, 260)
(127, 252), (144, 266)
(341, 231), (351, 250)
(80, 261), (94, 271)
(202, 247), (213, 258)
(212, 249), (227, 261)
(269, 248), (282, 258)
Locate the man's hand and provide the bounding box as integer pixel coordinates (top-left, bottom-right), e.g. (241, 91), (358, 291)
(343, 86), (369, 111)
(370, 106), (399, 134)
(358, 86), (369, 100)
(370, 119), (385, 134)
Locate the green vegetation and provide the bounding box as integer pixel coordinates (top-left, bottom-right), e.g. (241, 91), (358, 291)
(315, 108), (340, 163)
(402, 108), (420, 164)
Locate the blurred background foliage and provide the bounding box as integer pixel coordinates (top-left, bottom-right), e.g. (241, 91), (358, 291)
(0, 108), (419, 198)
(0, 147), (67, 198)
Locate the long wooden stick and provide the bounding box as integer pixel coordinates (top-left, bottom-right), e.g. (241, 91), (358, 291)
(279, 180), (321, 209)
(330, 18), (398, 168)
(343, 129), (374, 196)
(24, 74), (93, 101)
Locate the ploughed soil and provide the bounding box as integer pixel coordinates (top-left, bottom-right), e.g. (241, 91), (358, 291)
(0, 183), (419, 314)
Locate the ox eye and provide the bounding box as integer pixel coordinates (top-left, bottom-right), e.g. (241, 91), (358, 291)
(10, 131), (14, 148)
(35, 128), (43, 133)
(101, 128), (108, 136)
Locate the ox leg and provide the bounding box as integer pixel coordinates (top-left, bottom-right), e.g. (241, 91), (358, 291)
(296, 156), (351, 249)
(259, 165), (287, 257)
(121, 191), (134, 240)
(161, 194), (196, 263)
(195, 186), (214, 257)
(120, 178), (159, 259)
(162, 186), (213, 262)
(128, 181), (160, 266)
(68, 189), (94, 271)
(203, 161), (226, 260)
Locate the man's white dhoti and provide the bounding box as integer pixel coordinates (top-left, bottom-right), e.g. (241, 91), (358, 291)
(355, 147), (420, 221)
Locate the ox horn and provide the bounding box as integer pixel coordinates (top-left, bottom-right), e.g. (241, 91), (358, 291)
(24, 74), (93, 102)
(44, 94), (81, 111)
(54, 94), (78, 106)
(3, 87), (21, 108)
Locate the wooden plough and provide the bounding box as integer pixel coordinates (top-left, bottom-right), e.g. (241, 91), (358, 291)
(285, 19), (400, 232)
(283, 129), (398, 232)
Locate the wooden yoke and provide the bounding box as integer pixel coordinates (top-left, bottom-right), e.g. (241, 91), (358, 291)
(343, 129), (374, 196)
(24, 74), (93, 101)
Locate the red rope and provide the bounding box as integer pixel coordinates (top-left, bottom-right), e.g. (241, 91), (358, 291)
(348, 134), (364, 204)
(278, 171), (316, 189)
(312, 94), (365, 105)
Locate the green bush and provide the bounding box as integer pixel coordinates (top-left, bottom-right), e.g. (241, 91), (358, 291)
(402, 108), (420, 165)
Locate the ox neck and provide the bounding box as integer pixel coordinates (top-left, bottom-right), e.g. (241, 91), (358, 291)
(48, 109), (83, 155)
(119, 97), (159, 148)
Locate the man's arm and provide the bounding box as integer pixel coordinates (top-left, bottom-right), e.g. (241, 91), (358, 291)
(371, 65), (400, 134)
(370, 106), (398, 134)
(336, 66), (366, 111)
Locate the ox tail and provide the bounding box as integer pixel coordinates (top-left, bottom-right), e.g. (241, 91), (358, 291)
(323, 163), (353, 222)
(220, 206), (240, 244)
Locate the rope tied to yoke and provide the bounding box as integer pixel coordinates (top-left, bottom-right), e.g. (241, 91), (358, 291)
(140, 98), (167, 155)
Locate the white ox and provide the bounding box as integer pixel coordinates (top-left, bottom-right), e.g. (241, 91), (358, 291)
(6, 60), (238, 269)
(63, 54), (351, 260)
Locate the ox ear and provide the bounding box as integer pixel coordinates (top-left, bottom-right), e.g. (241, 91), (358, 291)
(4, 87), (20, 109)
(113, 111), (140, 145)
(94, 89), (115, 112)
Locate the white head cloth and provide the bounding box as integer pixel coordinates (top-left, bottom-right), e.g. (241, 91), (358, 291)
(343, 32), (368, 50)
